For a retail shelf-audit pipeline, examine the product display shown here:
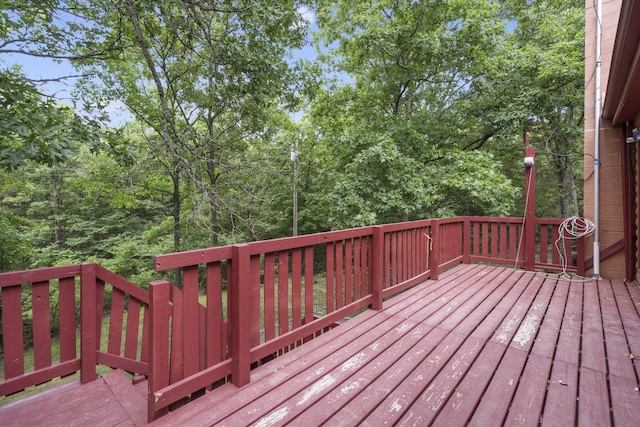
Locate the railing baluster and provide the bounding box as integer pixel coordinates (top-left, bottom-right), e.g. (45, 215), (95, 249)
(2, 286), (24, 380)
(354, 238), (361, 301)
(326, 243), (335, 313)
(58, 276), (77, 365)
(170, 286), (184, 384)
(344, 239), (352, 305)
(107, 287), (125, 356)
(304, 247), (314, 323)
(336, 241), (344, 309)
(149, 280), (171, 421)
(124, 298), (141, 362)
(263, 253), (276, 341)
(32, 281), (52, 372)
(250, 255), (261, 346)
(183, 265), (200, 378)
(206, 262), (223, 366)
(278, 251), (289, 334)
(292, 249), (302, 329)
(540, 224), (549, 264)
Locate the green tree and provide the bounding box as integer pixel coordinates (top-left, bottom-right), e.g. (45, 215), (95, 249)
(312, 0), (518, 225)
(0, 1), (129, 169)
(77, 0), (315, 248)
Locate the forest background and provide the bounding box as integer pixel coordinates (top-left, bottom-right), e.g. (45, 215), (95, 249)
(0, 0), (585, 288)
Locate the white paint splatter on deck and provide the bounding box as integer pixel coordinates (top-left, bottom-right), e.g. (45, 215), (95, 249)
(338, 378), (366, 397)
(495, 306), (524, 344)
(342, 352), (366, 371)
(390, 398), (403, 412)
(297, 374), (337, 406)
(253, 407), (290, 427)
(396, 322), (411, 333)
(512, 313), (540, 347)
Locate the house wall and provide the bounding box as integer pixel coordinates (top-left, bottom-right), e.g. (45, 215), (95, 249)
(636, 111), (640, 283)
(584, 0), (626, 279)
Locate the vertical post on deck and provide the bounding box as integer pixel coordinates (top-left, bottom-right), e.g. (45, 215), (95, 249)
(462, 217), (471, 264)
(80, 263), (97, 384)
(148, 280), (170, 422)
(431, 220), (440, 280)
(524, 135), (536, 271)
(371, 226), (384, 310)
(231, 244), (251, 387)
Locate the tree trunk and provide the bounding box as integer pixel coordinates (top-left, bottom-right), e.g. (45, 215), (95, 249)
(51, 173), (63, 246)
(172, 156), (181, 252)
(558, 156), (579, 218)
(208, 144), (219, 247)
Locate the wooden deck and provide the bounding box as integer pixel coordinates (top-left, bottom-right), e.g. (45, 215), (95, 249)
(2, 264), (640, 426)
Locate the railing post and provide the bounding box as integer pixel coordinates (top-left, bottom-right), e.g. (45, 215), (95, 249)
(148, 280), (171, 422)
(231, 244), (251, 387)
(431, 220), (440, 280)
(524, 144), (536, 271)
(80, 263), (97, 384)
(463, 217), (471, 264)
(371, 226), (384, 310)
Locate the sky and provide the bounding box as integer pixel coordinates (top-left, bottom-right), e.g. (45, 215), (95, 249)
(2, 6), (319, 127)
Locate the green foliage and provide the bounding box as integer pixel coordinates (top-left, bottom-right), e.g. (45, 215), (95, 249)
(0, 0), (584, 278)
(0, 206), (33, 272)
(0, 69), (95, 168)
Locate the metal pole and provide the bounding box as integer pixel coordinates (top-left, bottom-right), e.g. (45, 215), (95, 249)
(593, 0), (602, 279)
(291, 147), (298, 236)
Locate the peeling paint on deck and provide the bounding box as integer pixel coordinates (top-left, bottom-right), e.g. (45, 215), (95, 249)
(297, 374), (337, 406)
(512, 314), (540, 347)
(253, 407), (290, 427)
(342, 352), (366, 371)
(495, 306), (524, 344)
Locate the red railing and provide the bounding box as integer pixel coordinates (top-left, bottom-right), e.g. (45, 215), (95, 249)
(0, 263), (149, 396)
(466, 217), (585, 274)
(0, 216), (586, 422)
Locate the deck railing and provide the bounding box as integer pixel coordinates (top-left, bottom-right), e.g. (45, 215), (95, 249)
(0, 263), (149, 397)
(0, 216), (586, 421)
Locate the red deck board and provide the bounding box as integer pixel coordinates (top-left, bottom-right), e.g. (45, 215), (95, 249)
(3, 265), (640, 427)
(609, 374), (640, 427)
(102, 370), (147, 427)
(530, 277), (570, 358)
(506, 275), (555, 353)
(398, 336), (486, 425)
(505, 352), (553, 426)
(0, 375), (130, 427)
(542, 359), (579, 426)
(235, 319), (432, 426)
(320, 327), (451, 426)
(578, 367), (611, 426)
(581, 281), (607, 373)
(469, 269), (531, 340)
(432, 341), (507, 427)
(554, 277), (584, 365)
(468, 347), (529, 426)
(291, 322), (437, 425)
(490, 273), (544, 348)
(361, 331), (468, 425)
(599, 279), (637, 380)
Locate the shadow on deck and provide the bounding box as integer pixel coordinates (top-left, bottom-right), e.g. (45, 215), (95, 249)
(2, 264), (639, 426)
